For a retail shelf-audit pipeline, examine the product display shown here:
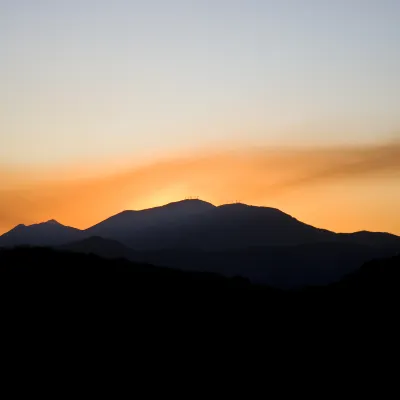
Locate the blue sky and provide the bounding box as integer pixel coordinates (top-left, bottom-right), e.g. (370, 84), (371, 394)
(1, 0), (400, 165)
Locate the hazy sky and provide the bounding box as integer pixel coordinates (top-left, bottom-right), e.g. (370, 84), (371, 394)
(1, 1), (399, 235)
(1, 0), (400, 165)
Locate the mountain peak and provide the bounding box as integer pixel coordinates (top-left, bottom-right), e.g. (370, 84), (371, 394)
(45, 219), (62, 225)
(218, 203), (286, 214)
(15, 224), (26, 229)
(218, 202), (250, 208)
(5, 224), (27, 234)
(115, 199), (215, 215)
(163, 199), (215, 208)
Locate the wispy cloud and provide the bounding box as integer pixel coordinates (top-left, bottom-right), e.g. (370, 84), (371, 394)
(263, 141), (400, 191)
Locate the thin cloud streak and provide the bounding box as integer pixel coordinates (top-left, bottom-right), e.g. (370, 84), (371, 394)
(263, 141), (400, 192)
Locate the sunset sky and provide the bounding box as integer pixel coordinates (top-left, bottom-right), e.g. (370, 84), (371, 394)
(1, 0), (399, 235)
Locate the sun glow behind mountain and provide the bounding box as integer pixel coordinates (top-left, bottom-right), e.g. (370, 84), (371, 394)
(1, 143), (399, 236)
(1, 1), (400, 235)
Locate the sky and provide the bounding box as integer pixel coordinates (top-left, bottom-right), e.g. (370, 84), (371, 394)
(1, 0), (399, 234)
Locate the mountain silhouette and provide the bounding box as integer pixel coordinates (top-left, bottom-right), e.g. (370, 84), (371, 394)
(59, 236), (135, 260)
(3, 199), (399, 251)
(337, 230), (400, 249)
(0, 220), (84, 247)
(1, 199), (399, 287)
(87, 201), (400, 252)
(119, 203), (336, 250)
(87, 199), (215, 240)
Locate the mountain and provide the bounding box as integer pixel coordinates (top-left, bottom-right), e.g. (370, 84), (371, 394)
(3, 199), (399, 251)
(1, 199), (399, 287)
(59, 236), (135, 260)
(87, 200), (400, 251)
(87, 201), (337, 250)
(86, 201), (400, 251)
(337, 231), (400, 249)
(0, 220), (84, 247)
(87, 199), (215, 241)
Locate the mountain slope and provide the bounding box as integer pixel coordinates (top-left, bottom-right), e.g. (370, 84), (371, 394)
(0, 220), (84, 247)
(106, 203), (337, 250)
(59, 236), (135, 260)
(87, 201), (400, 251)
(87, 199), (216, 240)
(337, 231), (400, 249)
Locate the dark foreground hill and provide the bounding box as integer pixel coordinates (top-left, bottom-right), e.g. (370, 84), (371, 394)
(1, 246), (399, 313)
(2, 246), (399, 366)
(60, 236), (397, 287)
(0, 246), (266, 300)
(1, 246), (398, 395)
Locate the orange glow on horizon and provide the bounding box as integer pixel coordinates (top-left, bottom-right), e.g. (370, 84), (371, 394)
(1, 143), (399, 236)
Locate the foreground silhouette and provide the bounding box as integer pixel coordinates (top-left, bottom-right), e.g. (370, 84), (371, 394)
(58, 236), (397, 287)
(1, 246), (399, 318)
(2, 245), (399, 371)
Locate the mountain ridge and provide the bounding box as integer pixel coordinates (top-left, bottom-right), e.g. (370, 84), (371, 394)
(0, 219), (84, 247)
(1, 198), (399, 287)
(1, 199), (399, 247)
